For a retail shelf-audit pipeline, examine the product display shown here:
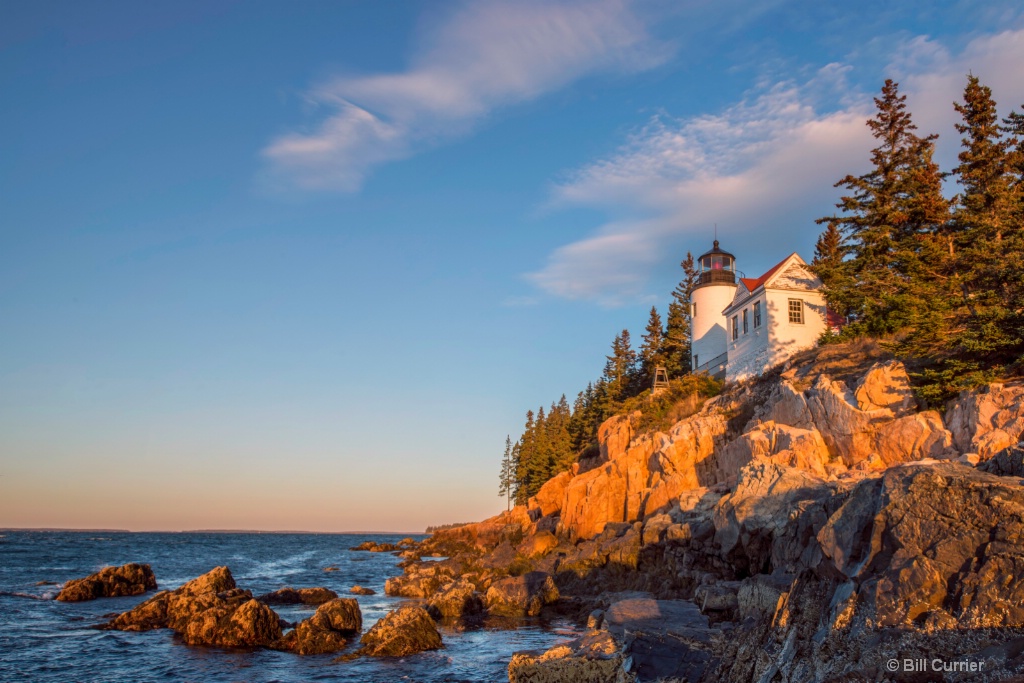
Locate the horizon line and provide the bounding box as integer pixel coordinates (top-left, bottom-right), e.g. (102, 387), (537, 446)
(0, 527), (428, 535)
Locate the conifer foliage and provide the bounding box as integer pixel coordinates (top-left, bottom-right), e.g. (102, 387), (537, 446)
(814, 77), (1024, 402)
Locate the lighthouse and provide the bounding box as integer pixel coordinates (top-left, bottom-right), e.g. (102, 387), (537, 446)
(690, 240), (738, 378)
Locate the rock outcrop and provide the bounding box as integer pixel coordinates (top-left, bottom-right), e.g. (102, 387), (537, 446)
(485, 572), (560, 617)
(426, 578), (484, 620)
(257, 587), (338, 605)
(276, 598), (362, 655)
(356, 606), (442, 657)
(379, 355), (1024, 681)
(946, 381), (1024, 459)
(103, 566), (283, 648)
(56, 563), (157, 602)
(182, 597), (282, 648)
(349, 585), (375, 595)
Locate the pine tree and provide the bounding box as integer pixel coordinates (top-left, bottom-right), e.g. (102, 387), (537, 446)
(602, 330), (638, 404)
(550, 394), (574, 472)
(930, 76), (1024, 393)
(811, 221), (852, 327)
(498, 435), (514, 511)
(513, 410), (535, 504)
(815, 79), (950, 340)
(664, 252), (698, 375)
(639, 306), (665, 390)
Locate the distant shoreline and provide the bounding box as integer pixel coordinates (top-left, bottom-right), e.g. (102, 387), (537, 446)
(0, 528), (426, 535)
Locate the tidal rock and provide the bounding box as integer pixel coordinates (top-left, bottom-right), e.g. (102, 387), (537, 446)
(357, 606), (442, 657)
(277, 598), (362, 655)
(56, 563), (157, 602)
(426, 578), (484, 620)
(384, 558), (460, 598)
(257, 587), (338, 605)
(349, 540), (399, 552)
(508, 630), (622, 683)
(104, 566), (237, 632)
(485, 572), (559, 617)
(182, 597), (283, 648)
(603, 598), (721, 682)
(349, 585), (375, 595)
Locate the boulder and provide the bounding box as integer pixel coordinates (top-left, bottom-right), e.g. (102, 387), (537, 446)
(182, 597), (283, 648)
(853, 360), (917, 416)
(278, 598), (362, 655)
(349, 585), (375, 595)
(349, 540), (400, 552)
(426, 578), (484, 620)
(104, 566), (237, 632)
(357, 606), (442, 657)
(257, 587), (338, 605)
(485, 572), (559, 617)
(946, 382), (1024, 458)
(56, 563), (157, 602)
(508, 630), (623, 683)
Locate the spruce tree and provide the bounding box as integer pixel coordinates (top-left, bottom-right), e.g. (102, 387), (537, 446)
(932, 76), (1024, 392)
(815, 79), (949, 340)
(498, 435), (514, 511)
(513, 410), (535, 504)
(664, 252), (698, 375)
(811, 221), (852, 326)
(639, 306), (666, 390)
(602, 330), (638, 404)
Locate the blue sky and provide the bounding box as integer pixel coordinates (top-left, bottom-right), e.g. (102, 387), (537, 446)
(2, 0), (1023, 531)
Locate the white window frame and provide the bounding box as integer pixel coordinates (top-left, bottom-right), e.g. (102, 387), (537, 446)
(788, 298), (804, 324)
(753, 301), (761, 328)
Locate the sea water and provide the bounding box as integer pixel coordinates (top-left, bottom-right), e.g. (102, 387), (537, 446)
(0, 531), (580, 682)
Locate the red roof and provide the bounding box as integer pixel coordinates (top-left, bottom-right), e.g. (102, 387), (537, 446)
(739, 254), (793, 293)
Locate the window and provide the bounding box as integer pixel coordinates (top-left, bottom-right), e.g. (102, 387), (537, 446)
(742, 308), (748, 334)
(692, 301), (697, 317)
(788, 299), (804, 324)
(693, 354), (698, 369)
(753, 301), (761, 328)
(732, 315), (738, 340)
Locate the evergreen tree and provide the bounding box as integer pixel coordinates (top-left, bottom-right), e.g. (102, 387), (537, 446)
(549, 394), (575, 472)
(498, 435), (514, 511)
(513, 410), (535, 504)
(602, 330), (638, 404)
(815, 79), (950, 340)
(928, 76), (1024, 393)
(664, 252), (698, 375)
(639, 306), (666, 390)
(811, 221), (852, 327)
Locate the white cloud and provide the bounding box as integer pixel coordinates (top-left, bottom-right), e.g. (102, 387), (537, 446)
(528, 29), (1024, 305)
(263, 0), (672, 191)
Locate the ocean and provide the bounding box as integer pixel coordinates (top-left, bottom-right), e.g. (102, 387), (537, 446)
(0, 531), (580, 682)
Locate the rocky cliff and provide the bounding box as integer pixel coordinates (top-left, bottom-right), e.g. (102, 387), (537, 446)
(390, 348), (1024, 682)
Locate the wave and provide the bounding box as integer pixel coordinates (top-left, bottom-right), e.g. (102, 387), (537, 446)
(0, 590), (53, 601)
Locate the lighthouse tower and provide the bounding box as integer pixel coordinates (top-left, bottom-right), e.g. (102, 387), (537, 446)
(690, 240), (738, 377)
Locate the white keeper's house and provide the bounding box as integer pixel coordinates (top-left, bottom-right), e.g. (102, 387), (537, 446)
(689, 240), (832, 384)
